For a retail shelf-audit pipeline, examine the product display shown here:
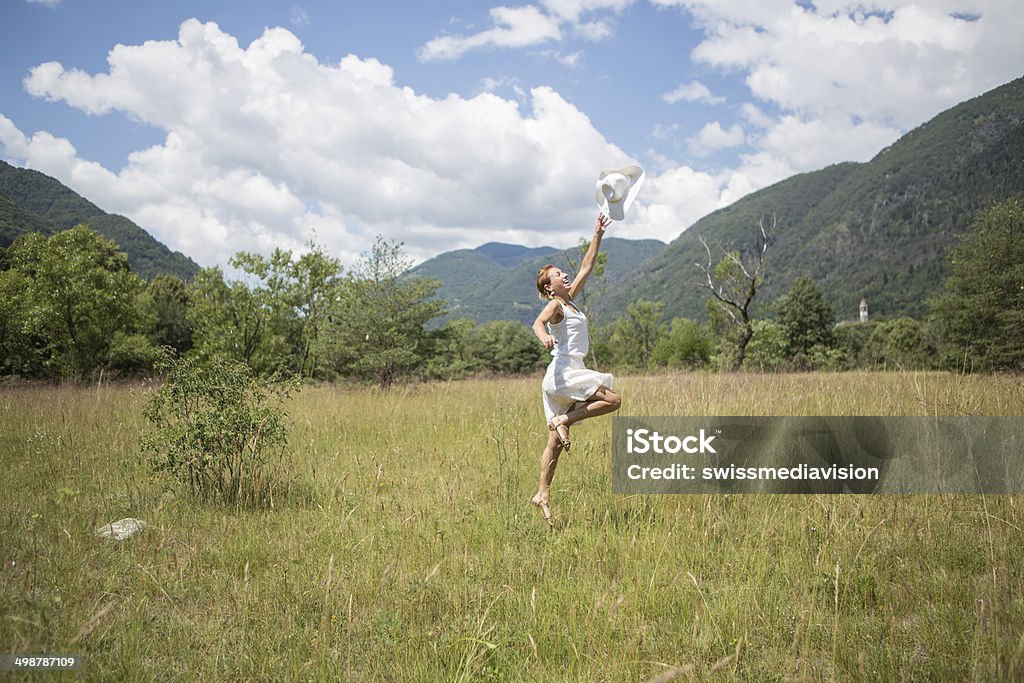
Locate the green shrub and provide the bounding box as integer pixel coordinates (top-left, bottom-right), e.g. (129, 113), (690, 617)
(834, 321), (879, 368)
(859, 317), (937, 370)
(742, 320), (788, 371)
(469, 320), (548, 375)
(107, 332), (161, 377)
(141, 353), (298, 506)
(807, 343), (851, 371)
(653, 318), (712, 369)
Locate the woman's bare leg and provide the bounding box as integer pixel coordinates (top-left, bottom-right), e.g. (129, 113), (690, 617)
(563, 385), (621, 427)
(531, 429), (563, 521)
(534, 387), (620, 523)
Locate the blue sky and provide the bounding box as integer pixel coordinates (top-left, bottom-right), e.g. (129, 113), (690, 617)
(2, 0), (1021, 267)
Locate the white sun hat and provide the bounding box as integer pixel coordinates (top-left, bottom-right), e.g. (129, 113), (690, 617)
(595, 165), (645, 221)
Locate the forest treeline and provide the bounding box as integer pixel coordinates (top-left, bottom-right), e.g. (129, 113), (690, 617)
(1, 198), (1020, 384)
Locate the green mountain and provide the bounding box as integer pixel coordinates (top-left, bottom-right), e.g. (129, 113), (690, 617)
(475, 242), (560, 268)
(0, 161), (199, 280)
(410, 237), (665, 325)
(603, 74), (1024, 322)
(0, 193), (60, 241)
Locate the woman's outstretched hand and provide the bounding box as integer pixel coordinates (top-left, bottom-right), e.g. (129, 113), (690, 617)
(595, 213), (611, 235)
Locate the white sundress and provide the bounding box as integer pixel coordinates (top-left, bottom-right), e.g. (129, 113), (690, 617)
(541, 300), (615, 424)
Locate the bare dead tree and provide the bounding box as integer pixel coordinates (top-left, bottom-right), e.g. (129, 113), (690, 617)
(695, 214), (773, 370)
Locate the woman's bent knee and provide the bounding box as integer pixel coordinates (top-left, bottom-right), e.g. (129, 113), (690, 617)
(606, 390), (622, 410)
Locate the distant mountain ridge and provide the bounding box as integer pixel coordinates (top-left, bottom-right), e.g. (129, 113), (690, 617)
(4, 73), (1020, 312)
(0, 161), (199, 281)
(410, 237), (665, 325)
(414, 76), (1024, 326)
(474, 242), (559, 268)
(602, 75), (1024, 322)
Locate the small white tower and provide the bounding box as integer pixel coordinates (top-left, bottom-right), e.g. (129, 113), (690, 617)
(859, 298), (869, 323)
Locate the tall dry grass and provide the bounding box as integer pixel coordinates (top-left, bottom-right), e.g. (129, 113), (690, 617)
(1, 371), (1022, 680)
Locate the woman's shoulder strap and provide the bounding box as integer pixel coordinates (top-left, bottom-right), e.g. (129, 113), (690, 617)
(562, 298), (582, 314)
(546, 297), (567, 321)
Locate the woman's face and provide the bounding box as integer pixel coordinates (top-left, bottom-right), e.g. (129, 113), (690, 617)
(546, 268), (571, 296)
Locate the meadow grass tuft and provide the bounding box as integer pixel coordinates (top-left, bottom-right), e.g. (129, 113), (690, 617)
(1, 372), (1023, 680)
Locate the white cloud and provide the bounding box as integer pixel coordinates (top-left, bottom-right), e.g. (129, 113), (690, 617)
(541, 0), (634, 22)
(559, 50), (583, 66)
(721, 151), (794, 204)
(480, 76), (506, 92)
(650, 122), (681, 140)
(651, 0), (1024, 177)
(754, 114), (899, 169)
(659, 0), (1024, 127)
(0, 115), (30, 158)
(7, 2), (1023, 267)
(418, 6), (563, 62)
(419, 1), (633, 62)
(4, 20), (646, 266)
(661, 80), (724, 105)
(688, 121), (745, 156)
(290, 6), (310, 26)
(739, 103), (773, 129)
(629, 163), (733, 239)
(24, 0), (61, 6)
(533, 48), (583, 67)
(573, 19), (615, 40)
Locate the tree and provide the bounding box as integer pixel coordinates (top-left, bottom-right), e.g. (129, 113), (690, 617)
(882, 317), (937, 369)
(4, 226), (144, 380)
(696, 215), (771, 370)
(652, 317), (711, 369)
(0, 255), (33, 376)
(107, 331), (162, 377)
(320, 237), (445, 388)
(603, 299), (666, 369)
(288, 244), (343, 378)
(861, 317), (937, 370)
(188, 244), (343, 377)
(425, 318), (480, 379)
(142, 274), (194, 353)
(776, 276), (835, 364)
(188, 267), (267, 366)
(931, 198), (1024, 370)
(742, 319), (788, 371)
(468, 320), (547, 375)
(228, 248), (298, 374)
(833, 321), (879, 369)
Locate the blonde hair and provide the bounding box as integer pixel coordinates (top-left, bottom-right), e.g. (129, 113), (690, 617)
(536, 264), (558, 300)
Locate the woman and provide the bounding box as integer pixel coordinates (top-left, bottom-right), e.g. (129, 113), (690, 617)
(529, 212), (622, 523)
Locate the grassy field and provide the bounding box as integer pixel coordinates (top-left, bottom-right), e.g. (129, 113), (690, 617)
(1, 371), (1023, 680)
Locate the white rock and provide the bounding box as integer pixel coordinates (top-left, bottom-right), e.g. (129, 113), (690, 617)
(97, 518), (146, 541)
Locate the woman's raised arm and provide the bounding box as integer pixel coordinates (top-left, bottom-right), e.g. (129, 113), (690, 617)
(568, 213), (610, 299)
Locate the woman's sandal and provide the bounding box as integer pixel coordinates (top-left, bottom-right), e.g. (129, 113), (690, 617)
(530, 493), (553, 526)
(548, 416), (571, 452)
